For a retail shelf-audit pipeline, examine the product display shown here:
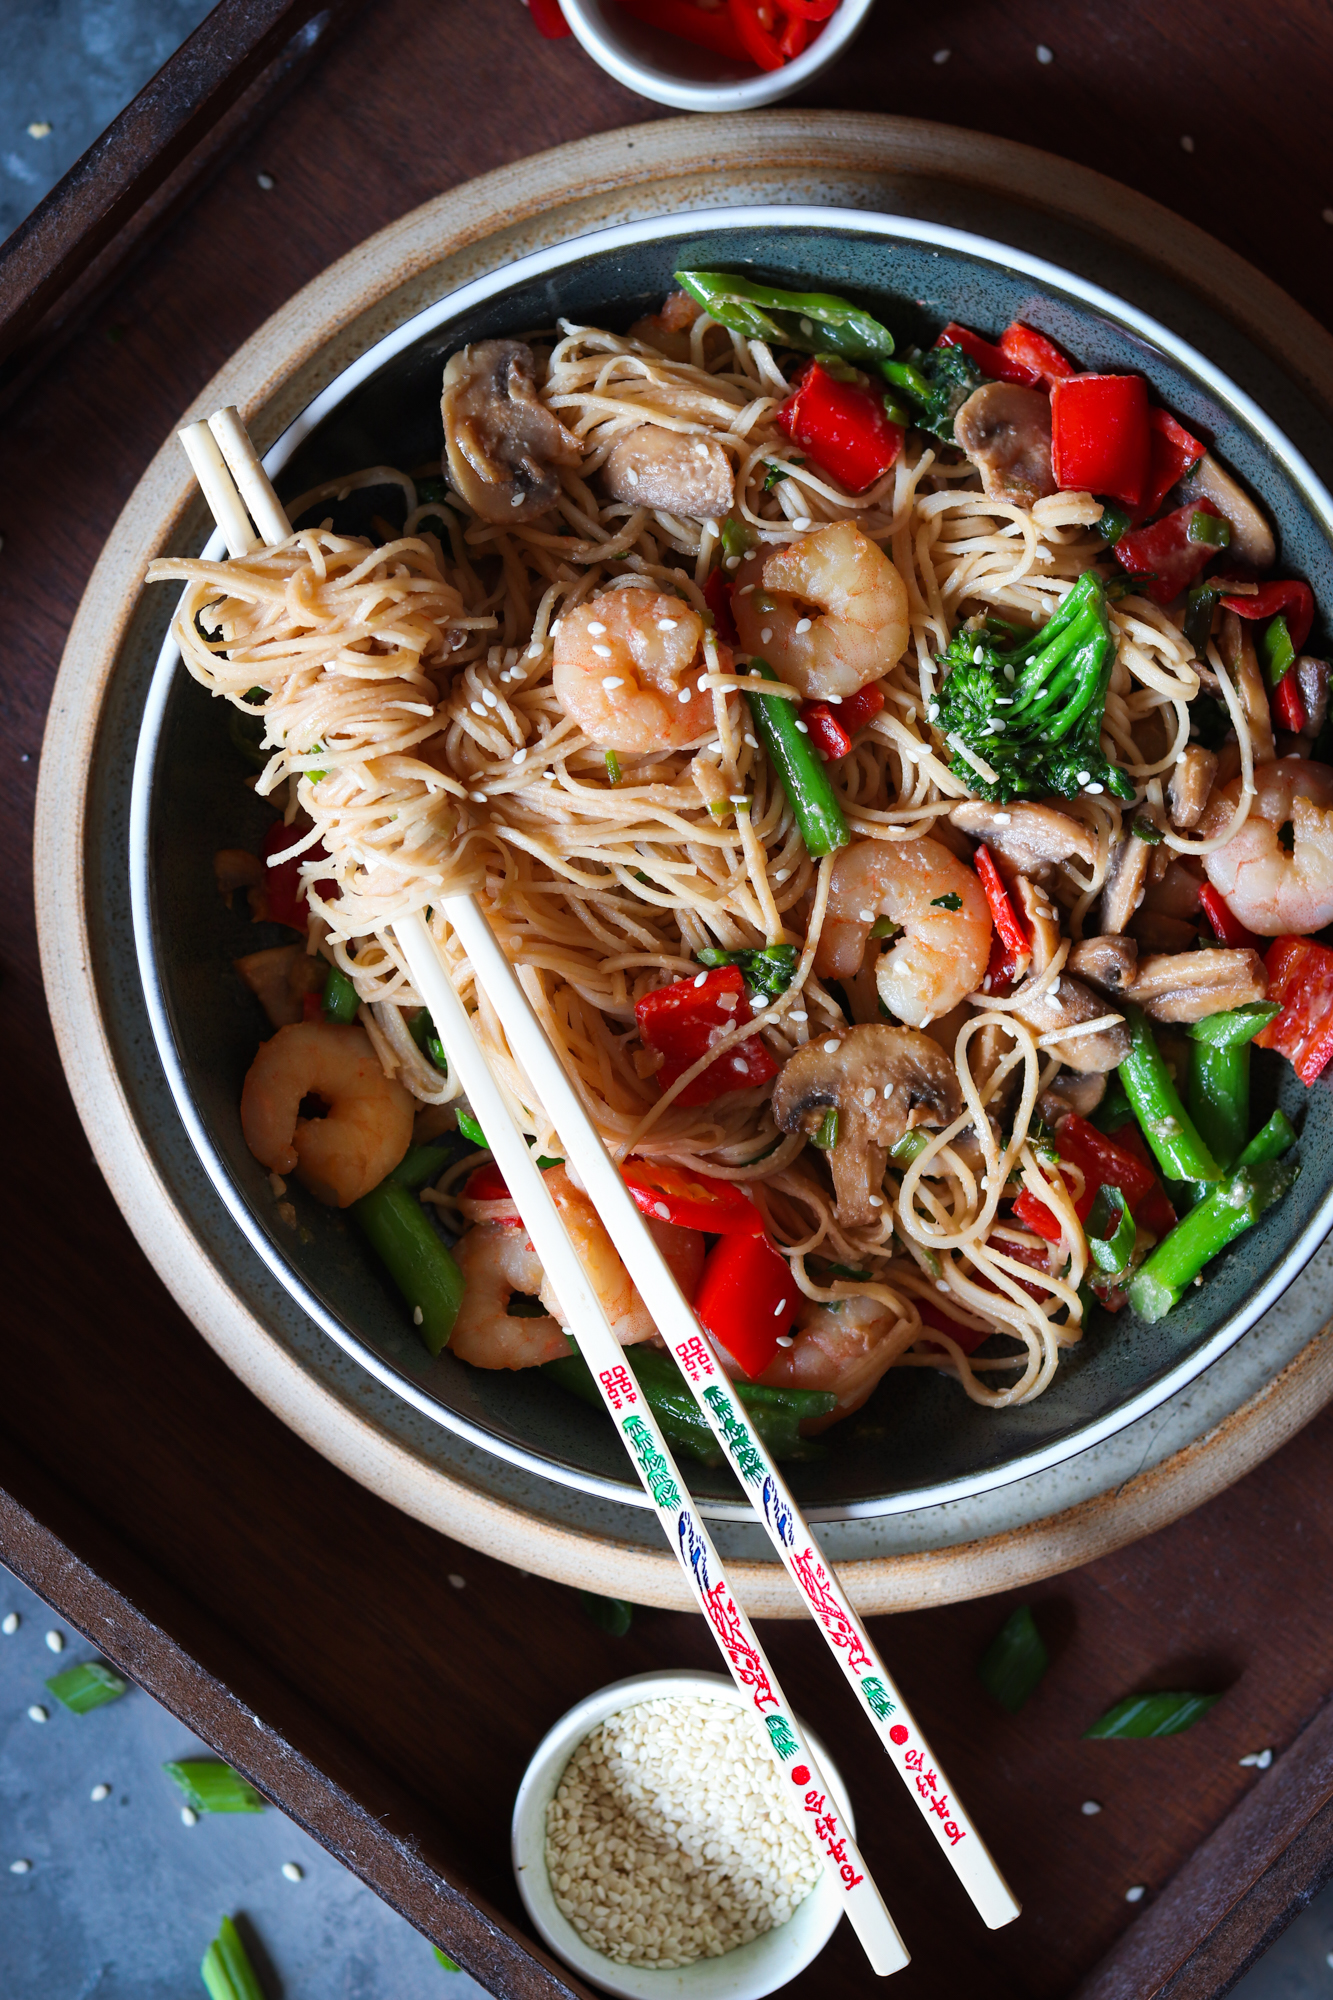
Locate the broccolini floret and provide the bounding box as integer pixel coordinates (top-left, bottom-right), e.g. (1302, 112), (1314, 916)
(934, 570), (1133, 803)
(885, 343), (988, 443)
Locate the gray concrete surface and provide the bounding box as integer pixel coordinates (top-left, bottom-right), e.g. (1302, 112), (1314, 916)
(1, 1569), (492, 1997)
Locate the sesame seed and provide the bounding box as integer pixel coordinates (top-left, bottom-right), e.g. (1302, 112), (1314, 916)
(795, 617), (812, 633)
(510, 491), (524, 507)
(256, 171), (275, 190)
(1239, 1749), (1274, 1768)
(527, 641), (543, 656)
(448, 1573), (466, 1589)
(1081, 1800), (1102, 1816)
(1036, 42), (1053, 62)
(27, 122), (52, 139)
(10, 1859), (31, 1874)
(884, 1085), (894, 1099)
(744, 732), (758, 748)
(512, 748), (527, 763)
(659, 618), (678, 630)
(1180, 134), (1195, 152)
(792, 517), (813, 531)
(44, 1631), (64, 1653)
(27, 1706), (47, 1724)
(678, 688), (691, 703)
(695, 972), (709, 987)
(858, 908), (875, 921)
(772, 1298), (786, 1316)
(593, 644), (613, 658)
(927, 702), (939, 719)
(725, 554), (741, 569)
(628, 468), (640, 483)
(795, 720), (808, 733)
(1125, 1885), (1145, 1903)
(774, 868), (790, 883)
(91, 1785), (111, 1803)
(775, 1334), (795, 1347)
(588, 621), (607, 633)
(936, 1280), (950, 1291)
(1085, 782), (1104, 794)
(760, 627), (774, 644)
(800, 317), (814, 335)
(602, 676), (625, 690)
(482, 689), (498, 707)
(823, 1039), (840, 1053)
(933, 47), (951, 62)
(470, 792), (487, 804)
(282, 1862), (304, 1882)
(790, 1009), (807, 1021)
(869, 1194), (884, 1207)
(992, 812), (1011, 823)
(181, 1807), (199, 1827)
(694, 442), (710, 457)
(413, 1306), (423, 1325)
(470, 701), (486, 716)
(1, 1614), (18, 1635)
(653, 1202), (671, 1219)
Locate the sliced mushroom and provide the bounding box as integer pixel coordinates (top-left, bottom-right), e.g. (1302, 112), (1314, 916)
(771, 1024), (963, 1227)
(1219, 610), (1276, 765)
(1068, 933), (1139, 996)
(1179, 453), (1276, 569)
(602, 426), (734, 520)
(953, 383), (1057, 508)
(1007, 877), (1130, 1071)
(1168, 744), (1218, 829)
(1128, 911), (1200, 953)
(1098, 829), (1153, 934)
(1142, 857), (1204, 920)
(214, 847), (264, 912)
(235, 944), (325, 1030)
(1125, 947), (1268, 1023)
(1038, 1070), (1107, 1124)
(440, 338), (579, 525)
(950, 799), (1096, 885)
(1296, 656), (1331, 739)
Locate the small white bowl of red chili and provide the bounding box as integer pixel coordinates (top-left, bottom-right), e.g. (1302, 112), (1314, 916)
(537, 0), (878, 113)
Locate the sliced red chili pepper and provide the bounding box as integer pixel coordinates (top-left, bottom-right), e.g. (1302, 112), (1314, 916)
(1114, 499), (1225, 606)
(776, 360), (903, 494)
(838, 682), (886, 733)
(621, 1158), (764, 1236)
(704, 565), (738, 647)
(774, 0), (838, 15)
(936, 321), (1017, 383)
(800, 702), (852, 761)
(1256, 936), (1333, 1084)
(527, 0), (571, 33)
(613, 0), (749, 57)
(1198, 882), (1260, 952)
(727, 0), (786, 69)
(1274, 671), (1307, 734)
(777, 11), (807, 59)
(1140, 407), (1206, 519)
(636, 965), (779, 1107)
(1220, 579), (1315, 655)
(973, 844), (1030, 962)
(1050, 373), (1152, 508)
(694, 1229), (802, 1378)
(998, 321), (1076, 388)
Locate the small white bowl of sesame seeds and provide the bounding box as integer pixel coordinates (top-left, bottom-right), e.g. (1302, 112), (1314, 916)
(512, 1668), (853, 1998)
(559, 0), (878, 115)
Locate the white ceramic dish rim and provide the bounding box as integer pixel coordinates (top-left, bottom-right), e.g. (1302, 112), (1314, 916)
(130, 200), (1333, 1523)
(558, 0), (876, 115)
(509, 1668), (853, 1999)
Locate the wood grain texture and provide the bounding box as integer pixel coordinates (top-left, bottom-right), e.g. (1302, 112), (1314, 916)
(8, 4), (1333, 1994)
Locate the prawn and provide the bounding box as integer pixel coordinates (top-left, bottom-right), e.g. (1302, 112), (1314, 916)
(553, 589), (717, 754)
(1200, 757), (1333, 935)
(240, 1021), (414, 1207)
(731, 521), (908, 700)
(449, 1165), (706, 1368)
(750, 1294), (917, 1433)
(815, 836), (992, 1026)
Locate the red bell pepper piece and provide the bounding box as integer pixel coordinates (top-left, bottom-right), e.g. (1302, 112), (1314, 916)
(798, 682), (884, 762)
(1140, 407), (1206, 519)
(621, 1157), (763, 1236)
(998, 321), (1076, 388)
(694, 1229), (802, 1378)
(1198, 882), (1260, 952)
(776, 360), (903, 494)
(727, 0), (785, 68)
(527, 0), (571, 33)
(462, 1161), (513, 1204)
(613, 0), (748, 57)
(1013, 1189), (1064, 1243)
(778, 10), (807, 58)
(972, 844), (1030, 995)
(636, 965), (779, 1107)
(260, 818), (331, 931)
(1050, 374), (1152, 508)
(1057, 1113), (1177, 1240)
(1114, 499), (1226, 606)
(704, 565), (738, 647)
(936, 321), (1016, 382)
(1220, 580), (1315, 655)
(775, 0), (838, 15)
(1274, 672), (1307, 734)
(1255, 936), (1333, 1084)
(914, 1296), (993, 1355)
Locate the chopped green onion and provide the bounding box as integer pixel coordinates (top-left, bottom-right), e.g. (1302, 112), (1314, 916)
(164, 1761), (265, 1813)
(1130, 817), (1163, 843)
(1096, 501), (1133, 545)
(930, 891), (962, 911)
(1260, 614), (1296, 687)
(202, 1915), (266, 2000)
(45, 1662), (127, 1713)
(434, 1947), (462, 1971)
(1105, 573), (1152, 601)
(1188, 510), (1231, 547)
(1184, 576), (1229, 654)
(822, 1262), (873, 1281)
(416, 476), (449, 505)
(321, 964), (360, 1024)
(1085, 1185), (1135, 1278)
(579, 1592), (633, 1636)
(867, 914), (900, 940)
(763, 459), (799, 491)
(881, 391), (912, 426)
(456, 1109), (487, 1149)
(890, 1129), (930, 1164)
(1084, 1691), (1220, 1739)
(407, 1008), (448, 1075)
(604, 750), (622, 787)
(978, 1605), (1049, 1713)
(811, 1108), (840, 1151)
(720, 515), (757, 563)
(535, 1154), (564, 1169)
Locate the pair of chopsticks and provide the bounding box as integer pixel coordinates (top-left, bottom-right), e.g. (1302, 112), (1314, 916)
(176, 408), (1018, 1969)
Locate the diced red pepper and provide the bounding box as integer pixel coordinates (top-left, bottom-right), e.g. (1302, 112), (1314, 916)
(613, 0), (748, 58)
(777, 10), (807, 58)
(704, 565), (738, 647)
(727, 0), (785, 68)
(1198, 882), (1260, 953)
(972, 844), (1031, 995)
(260, 819), (331, 931)
(998, 321), (1076, 388)
(1114, 499), (1226, 606)
(1101, 1121), (1178, 1240)
(1056, 1113), (1177, 1240)
(1013, 1189), (1064, 1243)
(914, 1296), (993, 1355)
(1255, 936), (1333, 1084)
(1274, 671), (1307, 734)
(462, 1161), (512, 1204)
(1141, 407), (1206, 519)
(527, 0), (571, 33)
(984, 1230), (1058, 1303)
(936, 321), (1017, 382)
(1050, 373), (1152, 508)
(621, 1157), (763, 1236)
(775, 0), (838, 15)
(798, 682), (884, 762)
(635, 965), (779, 1106)
(694, 1229), (802, 1378)
(1220, 580), (1315, 655)
(776, 360), (903, 494)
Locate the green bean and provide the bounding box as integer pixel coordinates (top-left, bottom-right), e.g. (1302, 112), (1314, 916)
(1236, 1108), (1297, 1168)
(389, 1143), (454, 1192)
(1187, 1003), (1280, 1048)
(321, 963), (360, 1024)
(1127, 1156), (1300, 1323)
(1187, 1004), (1282, 1171)
(352, 1181), (465, 1356)
(745, 660), (849, 858)
(673, 269), (896, 365)
(1119, 1006), (1221, 1186)
(543, 1345), (836, 1465)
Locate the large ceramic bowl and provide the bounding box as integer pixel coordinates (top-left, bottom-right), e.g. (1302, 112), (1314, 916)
(130, 204), (1333, 1524)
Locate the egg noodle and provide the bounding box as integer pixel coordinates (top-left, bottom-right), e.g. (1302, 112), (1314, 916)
(150, 309), (1257, 1411)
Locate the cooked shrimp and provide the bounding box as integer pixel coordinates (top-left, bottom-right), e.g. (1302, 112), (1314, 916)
(1200, 757), (1333, 935)
(750, 1295), (917, 1433)
(240, 1021), (414, 1206)
(815, 836), (992, 1026)
(553, 589), (717, 754)
(731, 521), (908, 699)
(449, 1224), (573, 1370)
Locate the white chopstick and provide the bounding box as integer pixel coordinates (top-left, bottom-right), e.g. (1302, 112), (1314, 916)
(179, 413), (910, 1977)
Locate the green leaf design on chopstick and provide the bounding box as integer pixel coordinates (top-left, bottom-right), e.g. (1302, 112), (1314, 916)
(579, 1592), (633, 1637)
(434, 1946), (462, 1971)
(1083, 1691), (1221, 1739)
(165, 1760), (265, 1813)
(201, 1914), (266, 2000)
(978, 1605), (1049, 1713)
(45, 1662), (128, 1713)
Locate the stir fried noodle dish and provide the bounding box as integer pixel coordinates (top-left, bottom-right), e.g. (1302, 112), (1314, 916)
(146, 266), (1331, 1463)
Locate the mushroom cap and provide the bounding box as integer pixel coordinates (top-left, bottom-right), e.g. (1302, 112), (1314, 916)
(953, 382), (1056, 508)
(440, 338), (579, 525)
(602, 425), (735, 520)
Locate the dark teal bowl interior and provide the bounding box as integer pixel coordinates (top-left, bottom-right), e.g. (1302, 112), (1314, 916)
(140, 218), (1333, 1513)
